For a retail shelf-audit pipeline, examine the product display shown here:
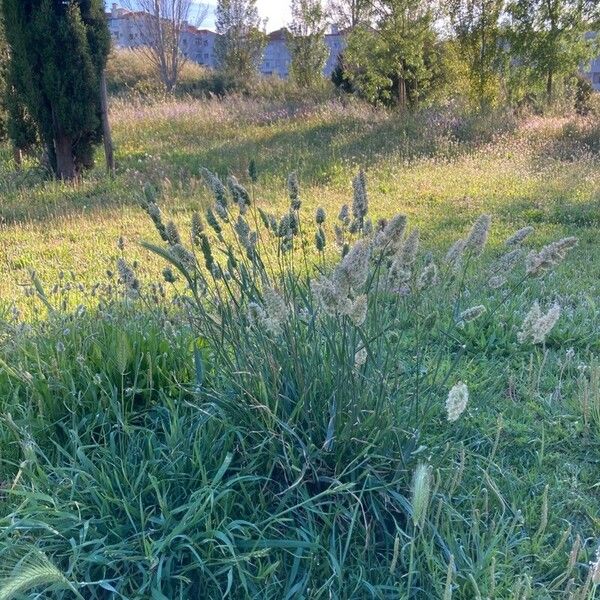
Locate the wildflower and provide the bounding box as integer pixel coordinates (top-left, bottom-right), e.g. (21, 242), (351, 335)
(505, 226), (534, 247)
(446, 382), (469, 422)
(417, 262), (438, 290)
(352, 169), (368, 221)
(334, 239), (371, 292)
(398, 229), (420, 266)
(348, 295), (368, 326)
(315, 207), (326, 224)
(459, 305), (486, 323)
(465, 214), (491, 256)
(525, 237), (578, 277)
(165, 221), (182, 246)
(354, 347), (367, 368)
(411, 463), (432, 528)
(517, 301), (561, 344)
(191, 212), (204, 245)
(116, 257), (139, 299)
(288, 172), (301, 210)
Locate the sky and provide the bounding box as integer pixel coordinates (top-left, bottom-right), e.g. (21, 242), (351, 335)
(108, 2), (293, 31)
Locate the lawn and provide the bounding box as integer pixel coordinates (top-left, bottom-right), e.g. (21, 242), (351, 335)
(0, 96), (598, 598)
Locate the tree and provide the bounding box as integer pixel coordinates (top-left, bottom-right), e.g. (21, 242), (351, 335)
(343, 0), (437, 107)
(123, 0), (207, 93)
(328, 0), (374, 27)
(215, 0), (267, 82)
(0, 1), (7, 140)
(287, 0), (329, 87)
(447, 0), (505, 108)
(2, 0), (111, 179)
(507, 0), (597, 104)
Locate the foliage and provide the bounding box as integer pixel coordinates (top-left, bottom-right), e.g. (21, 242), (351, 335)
(1, 0), (110, 179)
(446, 0), (505, 109)
(506, 0), (598, 104)
(287, 0), (330, 88)
(215, 0), (267, 83)
(343, 0), (438, 107)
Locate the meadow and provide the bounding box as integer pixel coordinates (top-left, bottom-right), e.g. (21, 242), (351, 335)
(0, 93), (598, 598)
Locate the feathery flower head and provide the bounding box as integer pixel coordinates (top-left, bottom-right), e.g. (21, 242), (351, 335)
(338, 203), (350, 225)
(206, 207), (222, 234)
(465, 214), (491, 256)
(287, 172), (301, 210)
(459, 305), (486, 323)
(315, 207), (326, 224)
(335, 239), (371, 292)
(201, 168), (228, 209)
(411, 463), (432, 528)
(354, 347), (367, 368)
(170, 244), (196, 271)
(116, 258), (139, 299)
(348, 294), (368, 326)
(311, 276), (351, 317)
(352, 169), (368, 220)
(165, 220), (182, 246)
(315, 228), (326, 252)
(417, 262), (438, 291)
(228, 175), (251, 207)
(378, 214), (407, 253)
(446, 382), (469, 422)
(518, 301), (561, 344)
(263, 286), (288, 328)
(399, 228), (420, 266)
(505, 226), (534, 247)
(525, 237), (578, 277)
(488, 275), (507, 289)
(191, 212), (204, 245)
(445, 239), (467, 270)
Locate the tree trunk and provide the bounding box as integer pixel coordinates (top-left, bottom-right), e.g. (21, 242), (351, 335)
(546, 70), (553, 105)
(397, 75), (407, 110)
(12, 146), (23, 168)
(54, 134), (76, 181)
(100, 71), (115, 176)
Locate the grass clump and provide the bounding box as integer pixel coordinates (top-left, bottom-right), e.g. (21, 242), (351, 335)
(0, 165), (597, 598)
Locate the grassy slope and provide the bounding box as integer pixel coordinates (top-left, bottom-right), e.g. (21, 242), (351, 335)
(0, 97), (599, 596)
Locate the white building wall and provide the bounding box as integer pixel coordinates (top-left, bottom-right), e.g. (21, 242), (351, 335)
(107, 6), (348, 80)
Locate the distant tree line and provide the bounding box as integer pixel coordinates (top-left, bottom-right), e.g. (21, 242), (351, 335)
(0, 0), (599, 180)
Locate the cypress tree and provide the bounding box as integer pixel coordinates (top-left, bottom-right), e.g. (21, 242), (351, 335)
(2, 0), (110, 179)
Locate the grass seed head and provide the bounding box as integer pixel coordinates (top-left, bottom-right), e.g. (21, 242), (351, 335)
(446, 382), (469, 422)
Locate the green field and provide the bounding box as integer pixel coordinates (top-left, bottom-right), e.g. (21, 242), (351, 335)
(0, 96), (599, 598)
